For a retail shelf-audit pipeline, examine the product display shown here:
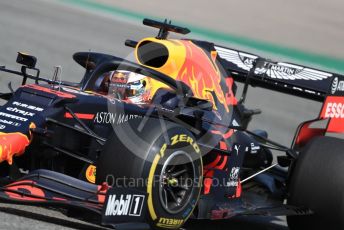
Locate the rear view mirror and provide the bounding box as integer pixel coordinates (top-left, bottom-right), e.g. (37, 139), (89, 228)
(16, 52), (37, 68)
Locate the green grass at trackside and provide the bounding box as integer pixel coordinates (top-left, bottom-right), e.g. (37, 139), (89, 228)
(60, 0), (344, 74)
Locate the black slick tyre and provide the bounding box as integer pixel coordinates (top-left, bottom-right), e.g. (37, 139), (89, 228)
(287, 136), (344, 230)
(97, 120), (203, 230)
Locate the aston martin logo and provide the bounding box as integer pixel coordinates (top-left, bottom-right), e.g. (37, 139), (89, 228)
(270, 64), (296, 75)
(215, 46), (333, 81)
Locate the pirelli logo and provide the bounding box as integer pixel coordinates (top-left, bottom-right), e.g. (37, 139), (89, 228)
(157, 218), (184, 228)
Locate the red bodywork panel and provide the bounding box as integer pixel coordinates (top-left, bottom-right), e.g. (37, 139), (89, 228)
(294, 95), (344, 148)
(320, 96), (344, 133)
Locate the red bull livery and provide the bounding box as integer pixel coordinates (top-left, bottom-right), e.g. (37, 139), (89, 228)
(0, 18), (342, 230)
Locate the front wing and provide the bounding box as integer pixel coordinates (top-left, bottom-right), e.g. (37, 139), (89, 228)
(0, 169), (150, 230)
(0, 169), (311, 229)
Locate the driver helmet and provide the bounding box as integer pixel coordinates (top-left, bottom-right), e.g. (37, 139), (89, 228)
(108, 70), (151, 104)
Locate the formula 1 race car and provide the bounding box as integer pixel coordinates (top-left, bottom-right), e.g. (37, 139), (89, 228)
(0, 18), (343, 230)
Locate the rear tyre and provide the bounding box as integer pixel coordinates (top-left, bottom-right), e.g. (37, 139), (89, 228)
(287, 136), (344, 229)
(97, 120), (203, 230)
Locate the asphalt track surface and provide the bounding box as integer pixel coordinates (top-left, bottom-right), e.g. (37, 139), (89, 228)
(0, 0), (327, 229)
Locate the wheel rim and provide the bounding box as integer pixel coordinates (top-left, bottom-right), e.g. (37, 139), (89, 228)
(159, 151), (196, 214)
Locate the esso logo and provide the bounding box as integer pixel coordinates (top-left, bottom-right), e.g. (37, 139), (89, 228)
(320, 96), (344, 133)
(324, 102), (344, 118)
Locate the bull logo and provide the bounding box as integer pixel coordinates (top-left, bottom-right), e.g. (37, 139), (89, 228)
(0, 122), (35, 165)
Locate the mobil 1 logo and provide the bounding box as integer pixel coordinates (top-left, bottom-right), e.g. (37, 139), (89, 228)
(102, 188), (147, 224)
(105, 194), (144, 217)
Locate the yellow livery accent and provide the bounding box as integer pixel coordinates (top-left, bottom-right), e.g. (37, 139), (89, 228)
(147, 154), (160, 220)
(85, 165), (96, 183)
(135, 38), (229, 112)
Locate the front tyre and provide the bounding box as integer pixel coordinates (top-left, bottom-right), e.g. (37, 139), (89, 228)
(97, 122), (203, 230)
(144, 127), (203, 229)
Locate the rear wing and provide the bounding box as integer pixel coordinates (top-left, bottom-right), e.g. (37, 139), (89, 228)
(214, 45), (344, 102)
(214, 45), (344, 136)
